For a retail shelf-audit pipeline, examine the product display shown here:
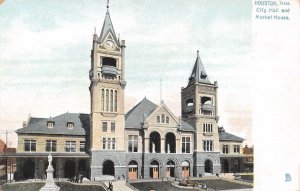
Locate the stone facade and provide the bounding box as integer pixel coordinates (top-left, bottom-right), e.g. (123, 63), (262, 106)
(15, 3), (246, 181)
(88, 5), (245, 180)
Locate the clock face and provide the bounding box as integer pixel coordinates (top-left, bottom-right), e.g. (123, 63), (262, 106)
(105, 40), (115, 49)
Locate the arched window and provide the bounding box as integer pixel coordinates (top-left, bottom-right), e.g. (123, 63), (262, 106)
(150, 132), (161, 153)
(114, 90), (117, 112)
(101, 89), (105, 111)
(110, 90), (113, 112)
(166, 116), (169, 124)
(157, 116), (160, 123)
(161, 114), (165, 123)
(106, 89), (109, 111)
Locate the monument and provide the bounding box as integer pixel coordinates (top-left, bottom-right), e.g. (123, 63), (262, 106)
(40, 154), (60, 191)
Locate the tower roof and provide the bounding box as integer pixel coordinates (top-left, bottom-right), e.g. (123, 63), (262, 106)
(99, 6), (118, 44)
(188, 51), (211, 85)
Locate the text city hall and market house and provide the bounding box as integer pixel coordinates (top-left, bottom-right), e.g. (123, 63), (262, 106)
(14, 4), (248, 180)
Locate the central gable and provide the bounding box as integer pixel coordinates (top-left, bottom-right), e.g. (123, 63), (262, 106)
(145, 102), (179, 128)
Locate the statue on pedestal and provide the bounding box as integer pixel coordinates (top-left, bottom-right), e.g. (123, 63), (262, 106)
(39, 154), (60, 191)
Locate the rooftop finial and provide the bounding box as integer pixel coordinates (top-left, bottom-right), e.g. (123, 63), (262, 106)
(106, 0), (109, 10)
(160, 79), (163, 103)
(94, 27), (96, 34)
(197, 50), (199, 57)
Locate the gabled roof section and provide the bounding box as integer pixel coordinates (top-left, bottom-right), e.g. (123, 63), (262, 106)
(125, 98), (157, 129)
(145, 101), (179, 125)
(218, 127), (244, 142)
(16, 113), (90, 136)
(189, 51), (212, 85)
(99, 9), (118, 44)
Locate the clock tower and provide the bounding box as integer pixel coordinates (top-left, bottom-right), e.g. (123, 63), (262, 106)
(181, 51), (221, 176)
(89, 4), (127, 179)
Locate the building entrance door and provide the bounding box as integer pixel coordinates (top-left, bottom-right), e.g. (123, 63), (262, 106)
(182, 167), (189, 178)
(152, 167), (159, 178)
(128, 160), (138, 180)
(166, 160), (175, 177)
(128, 167), (137, 179)
(181, 161), (190, 178)
(150, 160), (159, 178)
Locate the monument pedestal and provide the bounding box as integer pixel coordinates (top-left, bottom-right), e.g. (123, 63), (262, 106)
(40, 154), (60, 191)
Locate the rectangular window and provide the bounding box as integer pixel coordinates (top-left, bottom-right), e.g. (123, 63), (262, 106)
(234, 145), (240, 153)
(101, 89), (105, 111)
(80, 141), (85, 152)
(110, 90), (113, 112)
(222, 145), (229, 154)
(111, 122), (115, 132)
(24, 140), (36, 152)
(203, 140), (213, 151)
(103, 137), (116, 150)
(107, 138), (111, 149)
(203, 123), (213, 133)
(182, 137), (191, 153)
(114, 91), (117, 112)
(46, 140), (57, 152)
(106, 89), (109, 111)
(102, 122), (107, 132)
(103, 138), (106, 149)
(128, 135), (138, 152)
(65, 141), (76, 152)
(112, 138), (115, 150)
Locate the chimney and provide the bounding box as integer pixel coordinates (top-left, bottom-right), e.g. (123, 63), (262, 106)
(23, 121), (27, 128)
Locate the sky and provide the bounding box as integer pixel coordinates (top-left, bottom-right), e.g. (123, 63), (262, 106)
(0, 0), (252, 147)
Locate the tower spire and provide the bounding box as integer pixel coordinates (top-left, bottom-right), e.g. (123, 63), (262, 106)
(99, 0), (118, 44)
(188, 50), (211, 84)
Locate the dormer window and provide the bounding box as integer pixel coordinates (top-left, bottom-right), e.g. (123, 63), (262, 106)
(67, 122), (74, 129)
(47, 121), (55, 128)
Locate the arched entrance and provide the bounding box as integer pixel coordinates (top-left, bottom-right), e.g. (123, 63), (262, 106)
(204, 160), (213, 174)
(222, 159), (229, 173)
(128, 160), (138, 180)
(165, 133), (176, 153)
(64, 160), (75, 178)
(103, 160), (115, 176)
(23, 159), (35, 179)
(181, 161), (190, 178)
(150, 160), (159, 178)
(166, 160), (175, 177)
(150, 132), (161, 153)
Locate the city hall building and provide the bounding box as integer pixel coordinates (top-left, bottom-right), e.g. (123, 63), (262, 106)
(15, 5), (245, 180)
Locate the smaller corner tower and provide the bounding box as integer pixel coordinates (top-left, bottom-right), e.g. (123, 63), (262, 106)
(181, 51), (220, 176)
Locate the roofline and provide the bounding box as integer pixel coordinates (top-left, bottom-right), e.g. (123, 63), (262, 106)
(219, 139), (244, 142)
(16, 132), (86, 137)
